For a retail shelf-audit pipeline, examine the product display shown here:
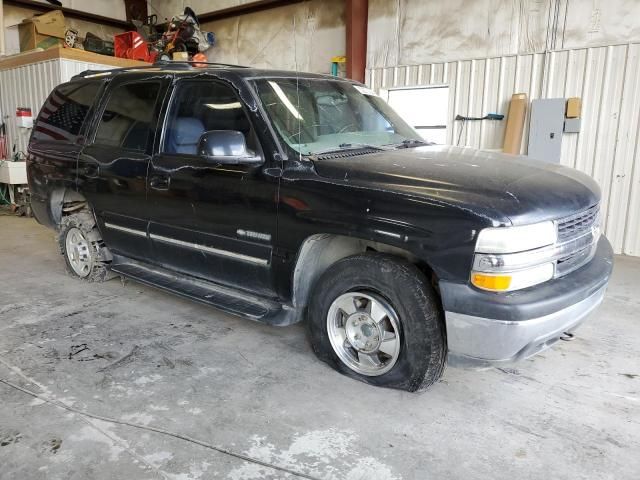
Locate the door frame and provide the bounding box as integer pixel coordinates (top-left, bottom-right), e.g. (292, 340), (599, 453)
(78, 74), (174, 259)
(145, 74), (281, 294)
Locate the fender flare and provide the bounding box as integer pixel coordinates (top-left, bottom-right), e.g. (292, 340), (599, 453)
(291, 233), (430, 312)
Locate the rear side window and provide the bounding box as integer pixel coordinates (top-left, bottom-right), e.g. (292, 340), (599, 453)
(94, 82), (161, 151)
(32, 81), (102, 143)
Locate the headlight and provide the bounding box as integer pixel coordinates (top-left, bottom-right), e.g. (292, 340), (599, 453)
(472, 221), (557, 292)
(475, 221), (556, 253)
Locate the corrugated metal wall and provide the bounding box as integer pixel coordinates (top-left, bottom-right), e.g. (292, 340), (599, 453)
(367, 43), (640, 256)
(0, 59), (112, 156)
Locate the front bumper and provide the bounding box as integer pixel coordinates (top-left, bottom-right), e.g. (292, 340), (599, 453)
(441, 236), (613, 367)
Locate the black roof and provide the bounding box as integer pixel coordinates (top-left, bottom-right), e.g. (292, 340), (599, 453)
(72, 61), (349, 83)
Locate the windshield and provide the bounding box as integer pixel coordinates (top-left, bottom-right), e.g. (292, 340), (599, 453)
(252, 77), (424, 156)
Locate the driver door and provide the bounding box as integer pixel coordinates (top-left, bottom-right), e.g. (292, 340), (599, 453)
(146, 79), (279, 297)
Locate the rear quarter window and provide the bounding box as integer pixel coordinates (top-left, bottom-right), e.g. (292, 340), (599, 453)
(32, 81), (102, 144)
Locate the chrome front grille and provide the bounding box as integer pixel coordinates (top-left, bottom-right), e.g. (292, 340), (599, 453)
(557, 204), (599, 242)
(555, 204), (600, 277)
(556, 242), (597, 276)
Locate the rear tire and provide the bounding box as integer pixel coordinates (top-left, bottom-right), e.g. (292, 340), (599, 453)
(308, 253), (446, 392)
(57, 212), (114, 282)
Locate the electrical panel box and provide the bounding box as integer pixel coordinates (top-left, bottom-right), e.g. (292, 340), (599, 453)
(564, 117), (581, 133)
(527, 98), (566, 163)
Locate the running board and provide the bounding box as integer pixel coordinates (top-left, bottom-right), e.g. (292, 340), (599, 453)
(110, 255), (297, 325)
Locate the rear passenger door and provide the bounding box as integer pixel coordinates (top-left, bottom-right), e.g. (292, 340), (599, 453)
(146, 78), (280, 297)
(79, 76), (170, 261)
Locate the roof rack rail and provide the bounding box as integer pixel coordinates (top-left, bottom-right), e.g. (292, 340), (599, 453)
(152, 60), (249, 69)
(72, 65), (159, 79)
(72, 60), (248, 80)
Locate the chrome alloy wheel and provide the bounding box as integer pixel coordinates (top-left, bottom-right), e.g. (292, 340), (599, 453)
(65, 227), (93, 278)
(327, 292), (401, 376)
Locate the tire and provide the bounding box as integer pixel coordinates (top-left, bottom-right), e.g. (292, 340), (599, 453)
(308, 253), (446, 392)
(57, 211), (114, 282)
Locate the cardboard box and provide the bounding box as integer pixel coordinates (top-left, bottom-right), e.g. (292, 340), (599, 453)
(503, 93), (528, 155)
(18, 11), (66, 52)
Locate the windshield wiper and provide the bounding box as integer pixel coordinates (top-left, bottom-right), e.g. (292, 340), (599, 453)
(311, 143), (387, 157)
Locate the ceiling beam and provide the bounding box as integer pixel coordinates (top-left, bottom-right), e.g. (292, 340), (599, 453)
(3, 0), (131, 30)
(198, 0), (307, 23)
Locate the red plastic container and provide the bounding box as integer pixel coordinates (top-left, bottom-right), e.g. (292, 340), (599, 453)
(114, 32), (151, 62)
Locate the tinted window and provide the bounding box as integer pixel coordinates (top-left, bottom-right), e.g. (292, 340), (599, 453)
(163, 81), (255, 155)
(32, 81), (102, 143)
(94, 82), (161, 151)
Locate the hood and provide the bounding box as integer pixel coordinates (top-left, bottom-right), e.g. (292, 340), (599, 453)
(312, 145), (600, 226)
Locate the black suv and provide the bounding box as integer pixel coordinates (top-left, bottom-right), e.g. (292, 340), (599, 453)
(27, 63), (613, 391)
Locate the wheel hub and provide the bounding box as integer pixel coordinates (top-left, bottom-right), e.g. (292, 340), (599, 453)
(345, 313), (382, 353)
(65, 227), (93, 278)
(326, 291), (402, 377)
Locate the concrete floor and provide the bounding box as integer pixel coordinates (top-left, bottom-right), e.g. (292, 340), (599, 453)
(0, 214), (638, 480)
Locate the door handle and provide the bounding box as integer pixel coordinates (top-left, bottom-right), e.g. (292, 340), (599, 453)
(149, 174), (170, 190)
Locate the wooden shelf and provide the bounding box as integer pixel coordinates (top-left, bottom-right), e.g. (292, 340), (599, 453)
(0, 46), (150, 71)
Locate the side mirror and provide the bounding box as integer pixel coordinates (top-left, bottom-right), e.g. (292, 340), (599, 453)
(197, 130), (263, 165)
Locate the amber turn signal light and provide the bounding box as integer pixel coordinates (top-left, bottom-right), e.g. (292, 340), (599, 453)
(471, 273), (512, 291)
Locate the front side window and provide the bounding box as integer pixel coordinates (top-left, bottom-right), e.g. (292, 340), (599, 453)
(32, 81), (102, 143)
(252, 78), (423, 156)
(163, 81), (256, 156)
(94, 82), (161, 151)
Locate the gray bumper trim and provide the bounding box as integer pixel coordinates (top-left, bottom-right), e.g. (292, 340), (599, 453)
(446, 285), (607, 367)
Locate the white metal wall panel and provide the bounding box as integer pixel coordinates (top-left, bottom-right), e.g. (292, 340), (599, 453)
(0, 59), (113, 156)
(368, 53), (546, 151)
(545, 44), (640, 256)
(616, 44), (640, 256)
(0, 60), (59, 158)
(367, 43), (640, 256)
(58, 60), (116, 81)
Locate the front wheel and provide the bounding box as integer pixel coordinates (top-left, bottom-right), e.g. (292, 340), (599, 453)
(308, 253), (446, 392)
